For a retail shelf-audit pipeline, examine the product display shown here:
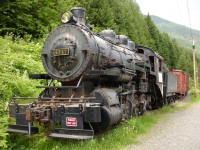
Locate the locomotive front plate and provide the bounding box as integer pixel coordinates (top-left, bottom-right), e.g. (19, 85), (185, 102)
(51, 48), (70, 56)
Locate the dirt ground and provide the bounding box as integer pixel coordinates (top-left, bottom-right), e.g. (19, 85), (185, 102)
(123, 95), (200, 150)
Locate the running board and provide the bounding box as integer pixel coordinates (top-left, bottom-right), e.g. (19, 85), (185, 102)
(7, 124), (39, 134)
(49, 128), (94, 140)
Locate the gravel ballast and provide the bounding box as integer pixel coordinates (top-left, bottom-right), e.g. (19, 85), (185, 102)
(124, 99), (200, 150)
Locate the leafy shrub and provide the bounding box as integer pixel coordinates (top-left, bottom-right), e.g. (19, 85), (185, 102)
(0, 35), (44, 149)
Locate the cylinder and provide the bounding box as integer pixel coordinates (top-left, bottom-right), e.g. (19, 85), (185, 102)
(91, 106), (122, 131)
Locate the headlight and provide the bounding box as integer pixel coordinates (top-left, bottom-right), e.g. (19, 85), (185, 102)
(61, 11), (72, 23)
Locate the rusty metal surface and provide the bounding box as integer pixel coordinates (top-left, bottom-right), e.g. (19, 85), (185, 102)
(170, 70), (189, 95)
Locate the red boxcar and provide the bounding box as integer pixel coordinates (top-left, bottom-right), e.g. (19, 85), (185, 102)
(169, 70), (189, 97)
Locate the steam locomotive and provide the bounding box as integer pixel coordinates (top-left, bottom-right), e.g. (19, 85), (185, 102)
(7, 7), (189, 139)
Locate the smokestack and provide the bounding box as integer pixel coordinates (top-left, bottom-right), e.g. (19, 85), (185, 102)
(70, 7), (86, 25)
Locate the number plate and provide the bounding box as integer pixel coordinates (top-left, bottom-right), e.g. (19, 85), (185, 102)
(51, 48), (69, 56)
(66, 117), (77, 127)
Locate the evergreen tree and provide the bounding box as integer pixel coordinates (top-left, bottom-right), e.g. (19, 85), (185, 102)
(0, 0), (79, 38)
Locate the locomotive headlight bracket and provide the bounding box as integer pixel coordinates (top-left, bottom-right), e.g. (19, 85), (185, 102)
(61, 11), (77, 23)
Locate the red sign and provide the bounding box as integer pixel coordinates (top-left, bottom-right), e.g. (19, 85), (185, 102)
(66, 117), (77, 127)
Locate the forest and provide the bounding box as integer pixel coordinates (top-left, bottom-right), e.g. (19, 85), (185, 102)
(0, 0), (199, 149)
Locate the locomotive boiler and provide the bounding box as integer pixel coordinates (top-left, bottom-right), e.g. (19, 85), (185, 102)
(8, 7), (170, 139)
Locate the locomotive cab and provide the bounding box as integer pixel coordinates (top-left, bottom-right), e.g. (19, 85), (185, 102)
(137, 46), (164, 108)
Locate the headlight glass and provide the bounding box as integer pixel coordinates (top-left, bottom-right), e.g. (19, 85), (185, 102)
(61, 12), (72, 23)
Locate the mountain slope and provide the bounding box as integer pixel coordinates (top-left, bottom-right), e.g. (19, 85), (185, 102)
(151, 15), (200, 50)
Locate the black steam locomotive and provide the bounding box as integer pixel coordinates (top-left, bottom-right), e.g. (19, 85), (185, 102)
(7, 7), (184, 139)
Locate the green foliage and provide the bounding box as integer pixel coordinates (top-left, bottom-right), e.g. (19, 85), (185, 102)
(151, 15), (200, 50)
(144, 14), (199, 76)
(145, 14), (160, 50)
(0, 36), (44, 100)
(0, 35), (44, 149)
(0, 102), (9, 149)
(0, 0), (79, 38)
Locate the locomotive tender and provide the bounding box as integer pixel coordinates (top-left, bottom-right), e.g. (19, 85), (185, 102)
(7, 7), (188, 139)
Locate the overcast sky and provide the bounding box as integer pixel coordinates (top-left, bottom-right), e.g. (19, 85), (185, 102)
(136, 0), (200, 31)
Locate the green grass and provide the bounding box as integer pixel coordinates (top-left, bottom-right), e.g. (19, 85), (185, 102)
(190, 93), (200, 103)
(6, 93), (200, 150)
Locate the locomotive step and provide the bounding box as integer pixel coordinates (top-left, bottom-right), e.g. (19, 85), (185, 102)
(7, 124), (39, 134)
(49, 128), (94, 140)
